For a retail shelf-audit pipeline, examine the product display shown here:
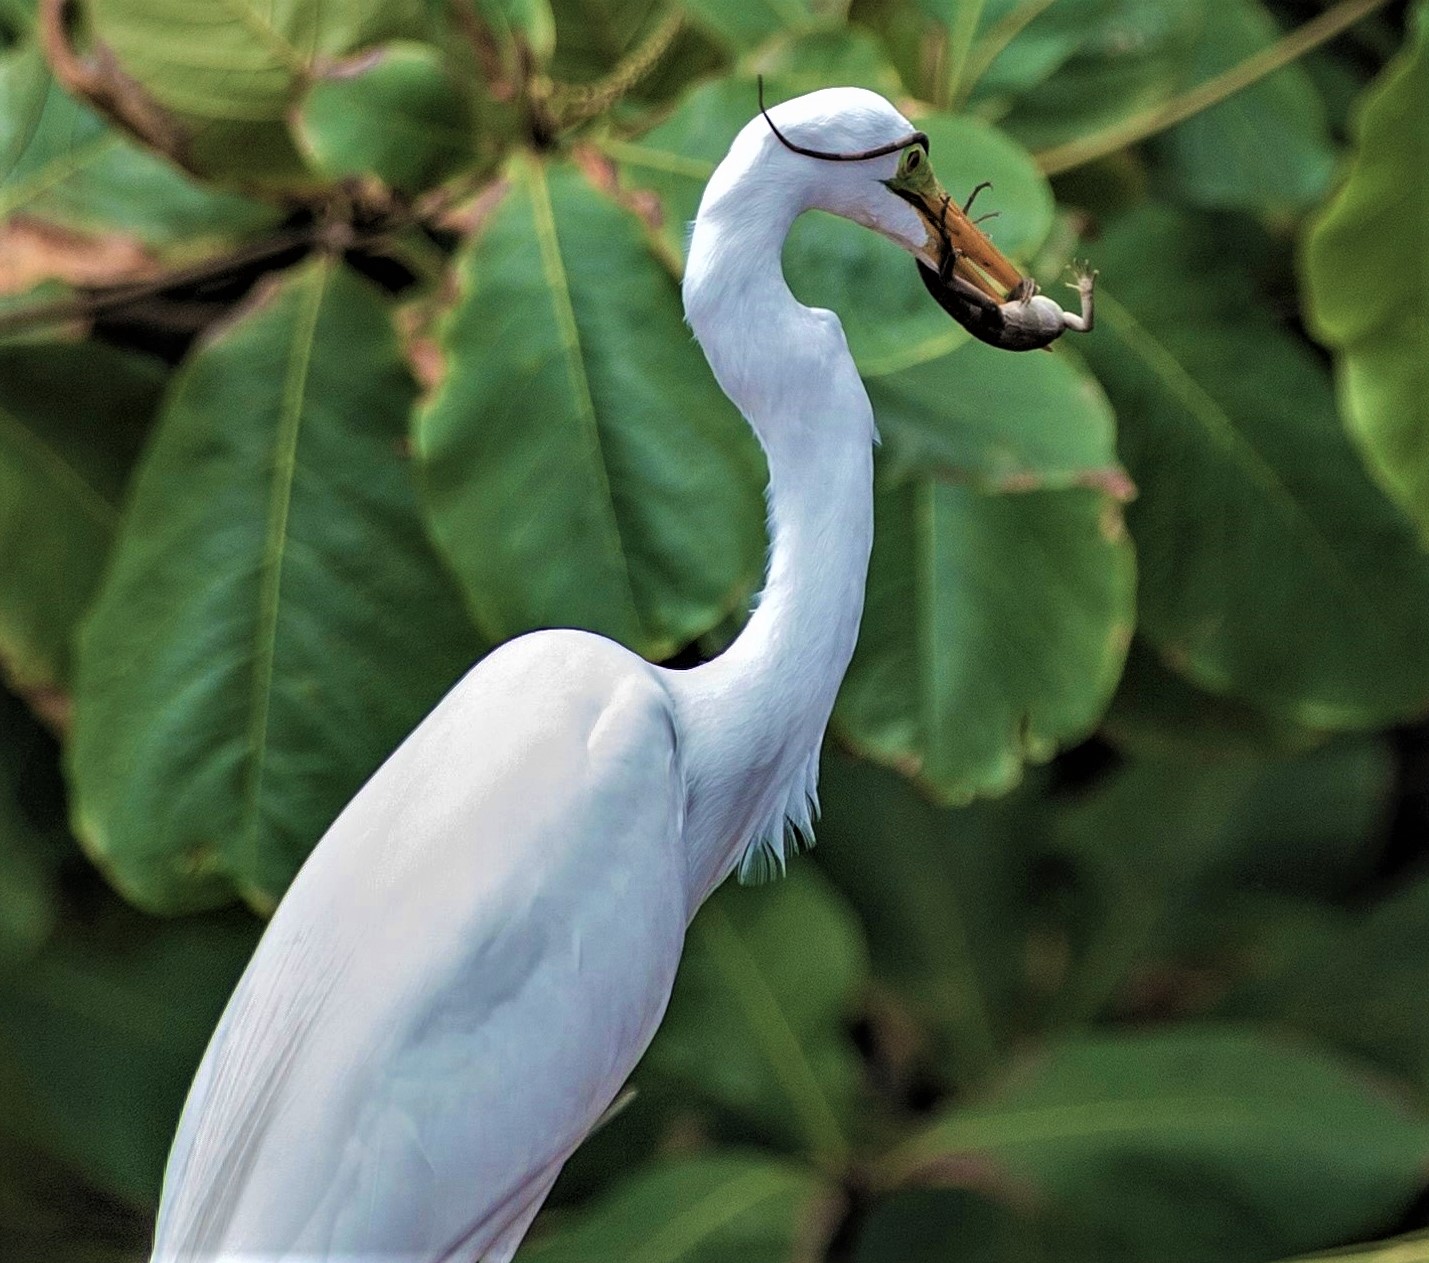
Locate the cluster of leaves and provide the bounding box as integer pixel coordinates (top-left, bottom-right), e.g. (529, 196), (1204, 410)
(2, 0), (1429, 1258)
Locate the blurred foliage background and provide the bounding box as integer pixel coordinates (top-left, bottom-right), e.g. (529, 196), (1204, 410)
(2, 0), (1429, 1258)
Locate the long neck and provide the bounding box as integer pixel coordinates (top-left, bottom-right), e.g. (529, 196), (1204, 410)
(667, 171), (876, 908)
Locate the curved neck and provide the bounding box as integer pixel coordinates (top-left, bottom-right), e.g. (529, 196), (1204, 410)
(667, 173), (876, 909)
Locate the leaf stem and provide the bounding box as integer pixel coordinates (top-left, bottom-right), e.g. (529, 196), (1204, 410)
(962, 0), (1060, 99)
(1034, 0), (1394, 176)
(942, 0), (987, 110)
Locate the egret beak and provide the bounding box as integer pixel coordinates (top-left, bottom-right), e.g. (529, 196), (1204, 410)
(884, 150), (1024, 302)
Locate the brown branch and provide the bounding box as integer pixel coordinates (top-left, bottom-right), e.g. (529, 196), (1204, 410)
(0, 227), (319, 337)
(38, 0), (193, 172)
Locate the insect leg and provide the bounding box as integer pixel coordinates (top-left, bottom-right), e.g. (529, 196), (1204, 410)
(962, 181), (993, 214)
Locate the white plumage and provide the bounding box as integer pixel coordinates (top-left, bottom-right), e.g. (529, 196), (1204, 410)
(152, 87), (992, 1261)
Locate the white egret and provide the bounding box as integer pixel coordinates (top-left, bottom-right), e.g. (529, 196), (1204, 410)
(150, 87), (1075, 1262)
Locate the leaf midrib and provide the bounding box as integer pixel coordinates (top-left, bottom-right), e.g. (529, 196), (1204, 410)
(625, 1168), (800, 1263)
(240, 263), (328, 873)
(1101, 288), (1369, 603)
(700, 904), (849, 1165)
(894, 1095), (1316, 1175)
(522, 158), (646, 640)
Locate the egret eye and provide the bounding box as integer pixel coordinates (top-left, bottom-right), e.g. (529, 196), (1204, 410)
(903, 148), (922, 174)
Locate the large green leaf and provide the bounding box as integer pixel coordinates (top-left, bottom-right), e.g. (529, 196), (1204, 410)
(1278, 1230), (1429, 1263)
(889, 1027), (1429, 1263)
(292, 41), (473, 194)
(0, 902), (257, 1206)
(1045, 740), (1393, 1024)
(816, 748), (1043, 1084)
(991, 0), (1205, 152)
(1103, 636), (1325, 758)
(84, 0), (427, 183)
(0, 46), (273, 246)
(863, 336), (1127, 490)
(1150, 0), (1335, 211)
(0, 340), (164, 702)
(644, 866), (866, 1165)
(521, 1153), (838, 1261)
(414, 154), (764, 660)
(1082, 205), (1429, 727)
(69, 260), (482, 913)
(853, 1187), (1032, 1263)
(965, 0), (1120, 104)
(1303, 3), (1429, 539)
(837, 479), (1135, 803)
(677, 0), (837, 52)
(1231, 875), (1429, 1092)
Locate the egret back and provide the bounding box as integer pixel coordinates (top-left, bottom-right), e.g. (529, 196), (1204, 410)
(152, 631), (688, 1262)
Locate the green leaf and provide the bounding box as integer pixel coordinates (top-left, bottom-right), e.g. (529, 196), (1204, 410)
(645, 866), (866, 1165)
(815, 747), (1042, 1083)
(414, 155), (765, 660)
(853, 1188), (1032, 1263)
(1045, 739), (1394, 1024)
(1082, 205), (1429, 727)
(890, 1027), (1429, 1263)
(1303, 4), (1429, 540)
(69, 260), (482, 913)
(745, 26), (903, 97)
(967, 0), (1120, 103)
(989, 0), (1205, 152)
(1150, 0), (1335, 211)
(837, 481), (1135, 803)
(0, 686), (68, 962)
(521, 1153), (838, 1262)
(1236, 876), (1429, 1092)
(677, 0), (836, 53)
(293, 42), (472, 193)
(0, 46), (274, 245)
(0, 339), (164, 700)
(476, 0), (555, 62)
(1103, 636), (1325, 758)
(0, 902), (257, 1205)
(0, 1136), (151, 1263)
(1277, 1229), (1429, 1263)
(85, 0), (427, 184)
(548, 0), (664, 81)
(864, 336), (1127, 490)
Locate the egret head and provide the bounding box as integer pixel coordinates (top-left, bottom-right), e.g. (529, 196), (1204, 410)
(749, 85), (1023, 303)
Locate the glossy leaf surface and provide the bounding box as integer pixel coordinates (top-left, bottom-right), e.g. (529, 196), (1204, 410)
(1303, 3), (1429, 539)
(0, 341), (163, 701)
(293, 42), (472, 193)
(646, 866), (866, 1165)
(415, 155), (765, 659)
(893, 1028), (1429, 1262)
(1082, 206), (1429, 726)
(70, 261), (481, 913)
(837, 480), (1134, 803)
(1151, 0), (1335, 211)
(0, 46), (274, 246)
(522, 1153), (837, 1261)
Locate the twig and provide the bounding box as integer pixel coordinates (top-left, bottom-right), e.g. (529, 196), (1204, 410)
(1034, 0), (1394, 176)
(37, 0), (193, 173)
(0, 227), (319, 337)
